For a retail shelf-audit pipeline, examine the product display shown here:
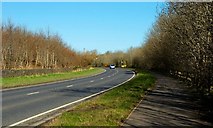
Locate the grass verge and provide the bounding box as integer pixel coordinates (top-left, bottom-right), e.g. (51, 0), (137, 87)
(1, 68), (104, 89)
(45, 70), (156, 126)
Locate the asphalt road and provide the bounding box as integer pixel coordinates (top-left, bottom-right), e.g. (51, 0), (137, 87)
(2, 68), (134, 126)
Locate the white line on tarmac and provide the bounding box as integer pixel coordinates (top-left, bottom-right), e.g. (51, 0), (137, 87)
(90, 80), (94, 82)
(100, 78), (104, 80)
(66, 85), (73, 88)
(27, 91), (39, 96)
(2, 69), (107, 92)
(9, 70), (135, 127)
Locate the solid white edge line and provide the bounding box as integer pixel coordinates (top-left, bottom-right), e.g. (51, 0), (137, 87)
(2, 68), (107, 92)
(9, 70), (135, 127)
(26, 92), (39, 96)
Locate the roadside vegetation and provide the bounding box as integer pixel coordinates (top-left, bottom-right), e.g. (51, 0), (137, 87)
(97, 2), (212, 94)
(2, 21), (98, 70)
(3, 2), (211, 94)
(1, 68), (104, 89)
(45, 70), (155, 126)
(1, 20), (101, 89)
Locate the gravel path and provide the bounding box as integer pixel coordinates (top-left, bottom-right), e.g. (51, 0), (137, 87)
(123, 73), (212, 127)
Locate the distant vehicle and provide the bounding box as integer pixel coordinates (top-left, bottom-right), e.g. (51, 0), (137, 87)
(109, 64), (115, 69)
(121, 64), (127, 68)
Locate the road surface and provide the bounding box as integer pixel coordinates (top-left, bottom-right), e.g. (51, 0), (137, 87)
(2, 68), (134, 126)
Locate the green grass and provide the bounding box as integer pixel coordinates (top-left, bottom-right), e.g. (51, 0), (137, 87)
(1, 68), (104, 89)
(46, 70), (156, 126)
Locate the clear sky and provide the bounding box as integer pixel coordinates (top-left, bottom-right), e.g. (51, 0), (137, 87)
(2, 2), (163, 54)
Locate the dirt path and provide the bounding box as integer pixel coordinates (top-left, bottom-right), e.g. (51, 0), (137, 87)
(123, 73), (212, 127)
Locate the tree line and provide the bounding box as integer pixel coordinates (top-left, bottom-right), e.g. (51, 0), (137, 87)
(95, 47), (142, 68)
(2, 2), (212, 93)
(1, 21), (97, 70)
(98, 2), (212, 93)
(135, 2), (212, 93)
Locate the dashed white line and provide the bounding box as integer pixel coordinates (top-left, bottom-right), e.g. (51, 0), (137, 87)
(90, 80), (94, 82)
(100, 78), (104, 80)
(66, 85), (73, 88)
(9, 70), (135, 127)
(27, 91), (39, 96)
(108, 76), (111, 77)
(2, 69), (107, 92)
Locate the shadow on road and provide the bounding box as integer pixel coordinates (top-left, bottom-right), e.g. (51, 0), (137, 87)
(125, 71), (135, 75)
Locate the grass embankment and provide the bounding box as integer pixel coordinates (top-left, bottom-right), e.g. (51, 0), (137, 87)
(1, 68), (104, 89)
(46, 70), (156, 126)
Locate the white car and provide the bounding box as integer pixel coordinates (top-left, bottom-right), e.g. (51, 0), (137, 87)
(109, 64), (115, 69)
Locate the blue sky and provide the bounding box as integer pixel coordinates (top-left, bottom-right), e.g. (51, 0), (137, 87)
(3, 2), (163, 54)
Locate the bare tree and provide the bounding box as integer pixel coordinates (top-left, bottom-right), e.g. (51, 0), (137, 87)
(2, 21), (97, 70)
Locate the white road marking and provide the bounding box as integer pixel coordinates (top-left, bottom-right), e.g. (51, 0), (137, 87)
(27, 91), (39, 96)
(2, 69), (107, 92)
(66, 85), (73, 88)
(108, 76), (111, 77)
(115, 70), (119, 74)
(90, 80), (94, 82)
(9, 70), (135, 127)
(100, 78), (104, 80)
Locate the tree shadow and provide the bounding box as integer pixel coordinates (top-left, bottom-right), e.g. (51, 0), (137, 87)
(123, 74), (213, 127)
(125, 70), (135, 75)
(52, 85), (110, 97)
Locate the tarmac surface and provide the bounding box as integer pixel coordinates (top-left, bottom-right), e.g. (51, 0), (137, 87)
(123, 73), (213, 127)
(2, 68), (134, 126)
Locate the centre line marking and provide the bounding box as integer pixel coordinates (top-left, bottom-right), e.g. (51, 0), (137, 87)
(27, 91), (39, 96)
(90, 80), (94, 82)
(9, 71), (135, 127)
(67, 85), (73, 88)
(100, 78), (104, 80)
